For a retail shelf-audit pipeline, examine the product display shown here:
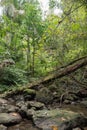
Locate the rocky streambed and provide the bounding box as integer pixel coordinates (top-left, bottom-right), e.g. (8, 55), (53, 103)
(0, 88), (87, 130)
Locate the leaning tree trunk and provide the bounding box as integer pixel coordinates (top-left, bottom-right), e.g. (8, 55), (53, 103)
(40, 55), (87, 84)
(1, 56), (87, 97)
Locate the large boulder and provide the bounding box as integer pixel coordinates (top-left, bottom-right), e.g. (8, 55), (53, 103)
(33, 109), (87, 130)
(0, 113), (22, 125)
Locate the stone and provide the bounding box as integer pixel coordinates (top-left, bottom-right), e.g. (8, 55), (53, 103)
(16, 101), (25, 108)
(0, 125), (7, 130)
(23, 89), (36, 101)
(7, 105), (18, 112)
(26, 109), (35, 118)
(36, 88), (53, 104)
(64, 100), (71, 104)
(18, 105), (28, 118)
(33, 109), (87, 130)
(0, 98), (8, 104)
(14, 95), (24, 102)
(73, 128), (82, 130)
(80, 100), (87, 107)
(0, 112), (22, 125)
(20, 105), (28, 114)
(0, 104), (18, 113)
(27, 101), (45, 110)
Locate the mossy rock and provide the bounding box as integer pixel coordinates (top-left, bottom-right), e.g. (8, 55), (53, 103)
(36, 87), (53, 104)
(33, 109), (87, 130)
(23, 89), (36, 100)
(23, 89), (36, 95)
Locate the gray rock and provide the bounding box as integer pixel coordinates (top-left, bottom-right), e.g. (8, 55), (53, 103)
(80, 100), (87, 107)
(64, 100), (71, 104)
(0, 125), (7, 130)
(21, 105), (27, 112)
(0, 98), (8, 104)
(26, 109), (35, 118)
(0, 113), (22, 125)
(33, 109), (87, 130)
(73, 128), (81, 130)
(13, 95), (24, 102)
(16, 101), (25, 108)
(36, 88), (53, 104)
(26, 101), (45, 110)
(0, 104), (18, 113)
(7, 105), (18, 112)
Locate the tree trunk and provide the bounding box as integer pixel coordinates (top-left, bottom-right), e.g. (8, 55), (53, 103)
(2, 56), (87, 97)
(29, 55), (87, 89)
(40, 56), (87, 85)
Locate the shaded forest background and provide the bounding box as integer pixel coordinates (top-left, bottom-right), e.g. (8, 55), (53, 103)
(0, 0), (87, 92)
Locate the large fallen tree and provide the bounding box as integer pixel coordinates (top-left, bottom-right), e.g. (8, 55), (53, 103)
(40, 55), (87, 85)
(29, 55), (87, 89)
(1, 55), (87, 97)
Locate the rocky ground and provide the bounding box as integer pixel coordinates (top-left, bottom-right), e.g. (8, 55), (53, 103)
(0, 86), (87, 130)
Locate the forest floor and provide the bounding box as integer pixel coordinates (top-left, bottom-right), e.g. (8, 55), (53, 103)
(0, 68), (87, 130)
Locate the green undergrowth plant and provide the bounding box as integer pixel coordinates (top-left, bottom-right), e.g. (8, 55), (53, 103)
(0, 66), (28, 93)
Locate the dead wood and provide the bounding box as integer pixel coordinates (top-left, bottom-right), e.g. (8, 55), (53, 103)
(1, 56), (87, 97)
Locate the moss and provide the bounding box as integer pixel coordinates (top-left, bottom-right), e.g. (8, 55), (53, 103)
(23, 89), (36, 95)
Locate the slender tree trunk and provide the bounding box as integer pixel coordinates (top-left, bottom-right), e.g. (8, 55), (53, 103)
(27, 35), (31, 73)
(32, 40), (35, 76)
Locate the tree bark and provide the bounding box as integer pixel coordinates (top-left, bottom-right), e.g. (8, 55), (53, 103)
(1, 56), (87, 97)
(31, 56), (87, 88)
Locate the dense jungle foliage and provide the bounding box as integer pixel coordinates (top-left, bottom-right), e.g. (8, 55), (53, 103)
(0, 0), (87, 92)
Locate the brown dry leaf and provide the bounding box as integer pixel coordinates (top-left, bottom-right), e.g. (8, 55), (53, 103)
(51, 126), (58, 130)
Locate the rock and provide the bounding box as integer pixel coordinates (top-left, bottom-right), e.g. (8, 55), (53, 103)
(73, 128), (81, 130)
(59, 115), (87, 130)
(7, 105), (18, 112)
(80, 100), (87, 107)
(64, 100), (71, 104)
(36, 88), (53, 104)
(0, 113), (22, 125)
(7, 98), (15, 104)
(33, 109), (87, 130)
(26, 101), (45, 110)
(13, 95), (24, 102)
(0, 98), (8, 104)
(21, 105), (27, 112)
(23, 89), (36, 101)
(0, 104), (18, 113)
(16, 101), (25, 108)
(26, 109), (35, 118)
(0, 125), (7, 130)
(18, 105), (28, 118)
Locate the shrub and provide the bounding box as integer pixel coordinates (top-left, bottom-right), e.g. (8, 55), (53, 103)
(0, 66), (28, 85)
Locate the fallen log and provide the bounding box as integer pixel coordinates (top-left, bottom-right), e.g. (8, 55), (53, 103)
(1, 56), (87, 97)
(40, 55), (87, 85)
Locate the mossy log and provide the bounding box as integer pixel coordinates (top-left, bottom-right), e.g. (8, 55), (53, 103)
(30, 55), (87, 89)
(1, 56), (87, 97)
